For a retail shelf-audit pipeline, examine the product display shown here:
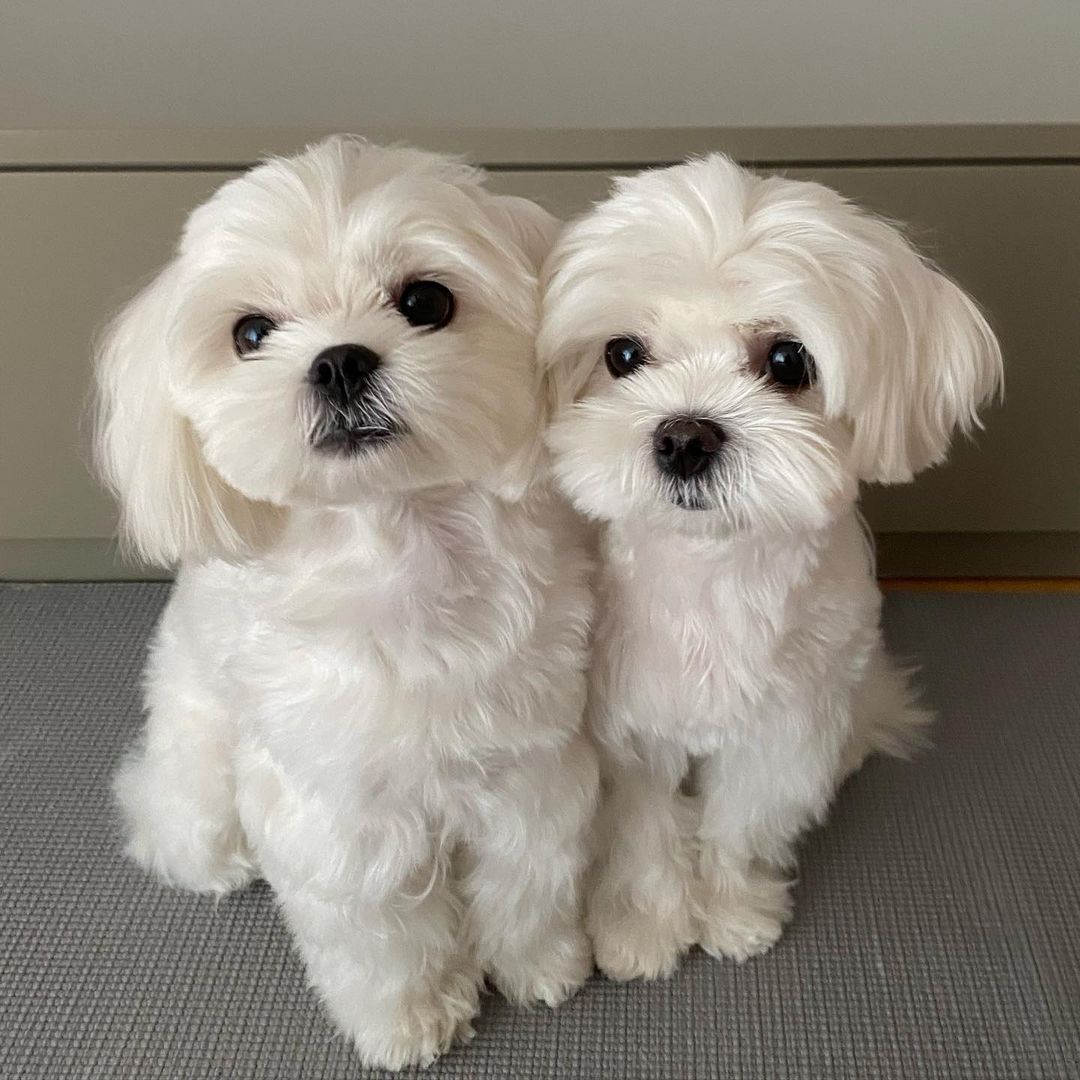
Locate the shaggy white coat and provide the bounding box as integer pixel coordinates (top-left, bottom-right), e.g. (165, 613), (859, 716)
(539, 155), (1002, 979)
(96, 137), (597, 1070)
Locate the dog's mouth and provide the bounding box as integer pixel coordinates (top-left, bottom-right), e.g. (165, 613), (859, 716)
(672, 490), (709, 511)
(664, 479), (711, 511)
(306, 394), (405, 457)
(311, 422), (402, 456)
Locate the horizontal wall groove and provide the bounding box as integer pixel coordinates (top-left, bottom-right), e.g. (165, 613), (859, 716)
(3, 156), (1080, 174)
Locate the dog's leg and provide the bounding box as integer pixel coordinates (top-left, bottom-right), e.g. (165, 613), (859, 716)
(694, 713), (843, 962)
(238, 758), (479, 1072)
(459, 733), (598, 1006)
(585, 741), (698, 981)
(113, 614), (253, 895)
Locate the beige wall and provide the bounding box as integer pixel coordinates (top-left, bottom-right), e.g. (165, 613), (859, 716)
(1, 2), (1078, 130)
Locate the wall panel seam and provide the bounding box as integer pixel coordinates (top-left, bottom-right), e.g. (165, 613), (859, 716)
(3, 156), (1080, 175)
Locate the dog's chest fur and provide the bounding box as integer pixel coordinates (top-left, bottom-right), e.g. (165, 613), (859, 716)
(178, 487), (590, 789)
(592, 513), (879, 754)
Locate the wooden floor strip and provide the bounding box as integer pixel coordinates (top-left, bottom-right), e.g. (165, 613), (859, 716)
(880, 578), (1080, 593)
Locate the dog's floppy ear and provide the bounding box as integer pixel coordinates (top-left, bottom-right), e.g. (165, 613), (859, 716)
(94, 264), (276, 566)
(484, 194), (561, 273)
(831, 213), (1003, 484)
(477, 194), (564, 500)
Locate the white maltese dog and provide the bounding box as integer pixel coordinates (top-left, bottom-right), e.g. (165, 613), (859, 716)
(95, 136), (598, 1069)
(539, 155), (1002, 980)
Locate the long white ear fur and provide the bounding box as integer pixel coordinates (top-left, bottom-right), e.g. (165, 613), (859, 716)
(482, 194), (564, 499)
(94, 266), (275, 566)
(485, 194), (561, 274)
(837, 207), (1003, 483)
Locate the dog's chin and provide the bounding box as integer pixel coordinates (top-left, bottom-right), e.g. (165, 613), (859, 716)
(648, 476), (849, 539)
(582, 482), (735, 533)
(658, 494), (739, 532)
(636, 470), (751, 534)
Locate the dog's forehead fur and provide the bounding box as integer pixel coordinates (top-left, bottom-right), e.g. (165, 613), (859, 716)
(551, 155), (875, 317)
(183, 138), (484, 255)
(170, 137), (540, 333)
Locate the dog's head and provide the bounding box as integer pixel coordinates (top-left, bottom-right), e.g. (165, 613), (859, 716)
(95, 136), (558, 565)
(540, 155), (1002, 536)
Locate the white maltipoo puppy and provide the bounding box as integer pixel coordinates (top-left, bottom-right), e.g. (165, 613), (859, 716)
(539, 155), (1001, 980)
(96, 136), (597, 1069)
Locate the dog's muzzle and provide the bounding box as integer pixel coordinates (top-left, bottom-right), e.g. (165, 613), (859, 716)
(306, 343), (401, 454)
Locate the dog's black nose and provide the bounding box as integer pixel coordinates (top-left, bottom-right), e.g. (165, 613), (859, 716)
(652, 417), (726, 480)
(309, 344), (380, 400)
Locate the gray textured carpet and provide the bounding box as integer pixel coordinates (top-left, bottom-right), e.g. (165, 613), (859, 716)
(1, 584), (1078, 1079)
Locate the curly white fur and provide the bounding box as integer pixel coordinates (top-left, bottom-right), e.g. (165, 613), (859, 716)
(539, 155), (1002, 980)
(96, 136), (598, 1070)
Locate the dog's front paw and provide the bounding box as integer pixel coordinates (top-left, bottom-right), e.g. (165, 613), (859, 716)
(697, 868), (793, 963)
(488, 924), (593, 1007)
(114, 759), (255, 895)
(124, 826), (256, 896)
(588, 901), (696, 982)
(348, 966), (481, 1072)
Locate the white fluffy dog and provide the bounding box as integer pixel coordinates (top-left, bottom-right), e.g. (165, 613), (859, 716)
(95, 136), (598, 1069)
(539, 155), (1002, 980)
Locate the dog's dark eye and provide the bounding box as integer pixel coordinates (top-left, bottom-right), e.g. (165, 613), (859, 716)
(604, 336), (648, 379)
(397, 281), (455, 329)
(766, 339), (816, 389)
(232, 314), (277, 357)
